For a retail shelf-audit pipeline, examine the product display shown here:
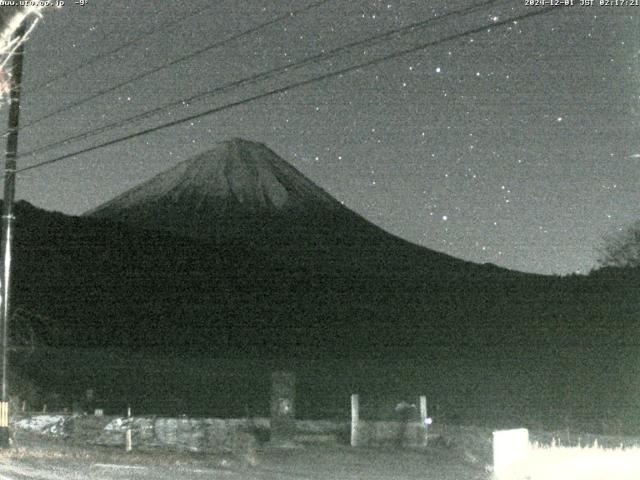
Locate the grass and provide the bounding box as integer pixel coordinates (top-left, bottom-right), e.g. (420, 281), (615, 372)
(3, 430), (234, 469)
(10, 418), (640, 480)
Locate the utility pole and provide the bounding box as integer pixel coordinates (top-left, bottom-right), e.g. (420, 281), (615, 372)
(0, 22), (27, 449)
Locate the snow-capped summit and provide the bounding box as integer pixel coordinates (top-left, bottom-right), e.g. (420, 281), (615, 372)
(85, 138), (346, 240)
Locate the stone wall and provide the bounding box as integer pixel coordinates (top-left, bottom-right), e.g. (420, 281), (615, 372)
(13, 414), (430, 452)
(356, 420), (427, 446)
(14, 414), (269, 452)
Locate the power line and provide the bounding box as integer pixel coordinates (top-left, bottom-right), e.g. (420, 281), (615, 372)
(19, 4), (559, 174)
(19, 0), (507, 160)
(21, 0), (332, 130)
(29, 2), (217, 93)
(17, 4), (561, 175)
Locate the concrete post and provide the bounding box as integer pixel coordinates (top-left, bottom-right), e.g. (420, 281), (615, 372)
(351, 394), (359, 447)
(125, 406), (132, 452)
(419, 395), (427, 445)
(271, 371), (296, 444)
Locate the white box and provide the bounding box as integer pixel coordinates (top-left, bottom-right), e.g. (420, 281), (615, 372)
(493, 428), (529, 477)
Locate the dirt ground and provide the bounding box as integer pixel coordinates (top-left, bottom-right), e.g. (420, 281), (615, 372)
(0, 432), (491, 480)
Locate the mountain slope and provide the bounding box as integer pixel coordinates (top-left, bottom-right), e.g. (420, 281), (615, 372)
(14, 138), (633, 357)
(45, 138), (581, 355)
(85, 138), (503, 288)
(6, 207), (573, 357)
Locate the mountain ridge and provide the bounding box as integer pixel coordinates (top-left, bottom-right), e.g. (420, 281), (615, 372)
(82, 138), (551, 281)
(7, 138), (605, 357)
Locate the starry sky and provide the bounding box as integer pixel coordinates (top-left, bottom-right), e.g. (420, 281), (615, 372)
(3, 0), (640, 275)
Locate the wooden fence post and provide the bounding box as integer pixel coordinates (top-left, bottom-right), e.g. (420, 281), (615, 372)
(351, 394), (359, 447)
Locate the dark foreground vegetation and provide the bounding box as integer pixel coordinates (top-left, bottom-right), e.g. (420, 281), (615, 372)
(5, 199), (640, 434)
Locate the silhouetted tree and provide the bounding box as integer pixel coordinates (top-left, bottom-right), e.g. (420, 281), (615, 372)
(598, 220), (640, 268)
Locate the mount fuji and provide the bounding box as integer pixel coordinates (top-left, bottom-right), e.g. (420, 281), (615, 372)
(85, 138), (475, 270)
(10, 138), (622, 357)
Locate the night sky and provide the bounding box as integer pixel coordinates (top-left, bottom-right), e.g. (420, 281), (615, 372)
(4, 0), (640, 275)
